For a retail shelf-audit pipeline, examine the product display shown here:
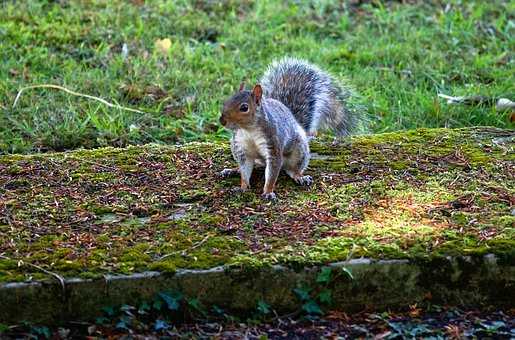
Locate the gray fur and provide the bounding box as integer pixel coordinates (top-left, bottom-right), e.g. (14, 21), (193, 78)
(260, 57), (365, 136)
(227, 97), (311, 197)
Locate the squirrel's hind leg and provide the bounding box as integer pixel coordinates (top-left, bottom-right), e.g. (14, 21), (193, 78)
(285, 170), (313, 186)
(284, 142), (312, 186)
(289, 173), (313, 186)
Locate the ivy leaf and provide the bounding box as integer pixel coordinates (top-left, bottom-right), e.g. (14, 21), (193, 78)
(481, 321), (506, 331)
(342, 267), (354, 280)
(32, 326), (51, 339)
(302, 300), (323, 315)
(257, 300), (271, 315)
(138, 302), (151, 315)
(152, 298), (163, 311)
(159, 291), (183, 311)
(317, 267), (332, 284)
(95, 317), (109, 325)
(115, 316), (131, 330)
(154, 319), (170, 331)
(318, 288), (332, 305)
(102, 306), (115, 316)
(293, 287), (311, 301)
(120, 304), (135, 316)
(212, 305), (225, 316)
(115, 320), (128, 330)
(187, 297), (207, 316)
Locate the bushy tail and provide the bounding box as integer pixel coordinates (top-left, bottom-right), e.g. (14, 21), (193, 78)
(260, 57), (367, 136)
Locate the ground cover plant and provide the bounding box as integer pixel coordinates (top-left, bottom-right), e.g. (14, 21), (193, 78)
(0, 127), (513, 282)
(1, 0), (513, 154)
(1, 295), (513, 338)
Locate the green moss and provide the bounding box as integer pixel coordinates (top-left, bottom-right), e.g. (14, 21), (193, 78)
(432, 239), (483, 257)
(451, 212), (472, 227)
(0, 127), (512, 281)
(486, 240), (515, 265)
(179, 189), (210, 203)
(120, 244), (152, 263)
(7, 164), (23, 175)
(493, 216), (515, 229)
(71, 171), (116, 182)
(96, 234), (110, 243)
(390, 160), (411, 170)
(54, 260), (84, 272)
(78, 271), (104, 280)
(84, 203), (118, 214)
(196, 213), (224, 226)
(88, 249), (109, 263)
(0, 259), (18, 271)
(155, 234), (247, 270)
(29, 235), (63, 251)
(148, 261), (177, 273)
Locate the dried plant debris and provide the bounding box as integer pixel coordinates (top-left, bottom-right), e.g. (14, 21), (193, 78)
(438, 93), (515, 112)
(0, 127), (513, 282)
(1, 304), (513, 339)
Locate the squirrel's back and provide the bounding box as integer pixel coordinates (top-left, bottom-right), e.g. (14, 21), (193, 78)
(260, 57), (365, 136)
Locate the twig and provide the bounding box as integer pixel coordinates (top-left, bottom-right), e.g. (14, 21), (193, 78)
(270, 309), (302, 322)
(0, 254), (66, 297)
(12, 84), (148, 114)
(159, 234), (211, 260)
(438, 93), (515, 111)
(26, 262), (66, 295)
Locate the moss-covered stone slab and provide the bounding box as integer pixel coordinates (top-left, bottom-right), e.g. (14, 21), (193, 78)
(1, 255), (513, 324)
(0, 127), (514, 323)
(0, 127), (513, 283)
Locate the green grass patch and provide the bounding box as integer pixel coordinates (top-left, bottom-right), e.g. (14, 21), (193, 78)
(1, 0), (513, 154)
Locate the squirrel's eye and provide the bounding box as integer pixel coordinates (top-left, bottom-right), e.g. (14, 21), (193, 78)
(239, 103), (249, 112)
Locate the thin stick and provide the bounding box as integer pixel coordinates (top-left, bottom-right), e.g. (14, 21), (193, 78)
(12, 84), (148, 114)
(26, 262), (67, 295)
(0, 255), (66, 296)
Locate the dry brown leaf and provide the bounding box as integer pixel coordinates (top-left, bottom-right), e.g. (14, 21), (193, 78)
(155, 38), (172, 55)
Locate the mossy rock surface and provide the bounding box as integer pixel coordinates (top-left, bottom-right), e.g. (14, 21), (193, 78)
(0, 127), (513, 282)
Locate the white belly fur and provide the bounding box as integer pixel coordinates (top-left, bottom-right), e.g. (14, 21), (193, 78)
(235, 129), (270, 161)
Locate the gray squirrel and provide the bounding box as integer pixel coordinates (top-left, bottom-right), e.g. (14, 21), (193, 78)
(219, 57), (364, 200)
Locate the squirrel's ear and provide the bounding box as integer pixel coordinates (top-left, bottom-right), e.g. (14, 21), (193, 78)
(239, 82), (245, 92)
(252, 84), (262, 105)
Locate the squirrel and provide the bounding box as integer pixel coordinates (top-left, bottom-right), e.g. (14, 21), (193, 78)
(219, 57), (364, 200)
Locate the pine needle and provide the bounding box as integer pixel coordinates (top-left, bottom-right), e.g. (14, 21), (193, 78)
(12, 84), (148, 114)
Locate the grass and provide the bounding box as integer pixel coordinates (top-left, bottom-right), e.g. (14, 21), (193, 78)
(0, 127), (513, 281)
(0, 0), (513, 154)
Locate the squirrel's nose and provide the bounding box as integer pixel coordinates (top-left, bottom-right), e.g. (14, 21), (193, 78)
(219, 115), (226, 126)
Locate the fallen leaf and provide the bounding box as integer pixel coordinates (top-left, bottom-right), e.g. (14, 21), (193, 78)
(155, 38), (172, 55)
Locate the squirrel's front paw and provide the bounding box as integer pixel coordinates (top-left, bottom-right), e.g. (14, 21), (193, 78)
(295, 175), (313, 186)
(261, 192), (277, 201)
(219, 168), (239, 178)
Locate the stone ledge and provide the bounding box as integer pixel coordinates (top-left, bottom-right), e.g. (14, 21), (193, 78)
(1, 254), (513, 324)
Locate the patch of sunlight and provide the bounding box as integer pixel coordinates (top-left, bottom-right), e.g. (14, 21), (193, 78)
(343, 197), (449, 243)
